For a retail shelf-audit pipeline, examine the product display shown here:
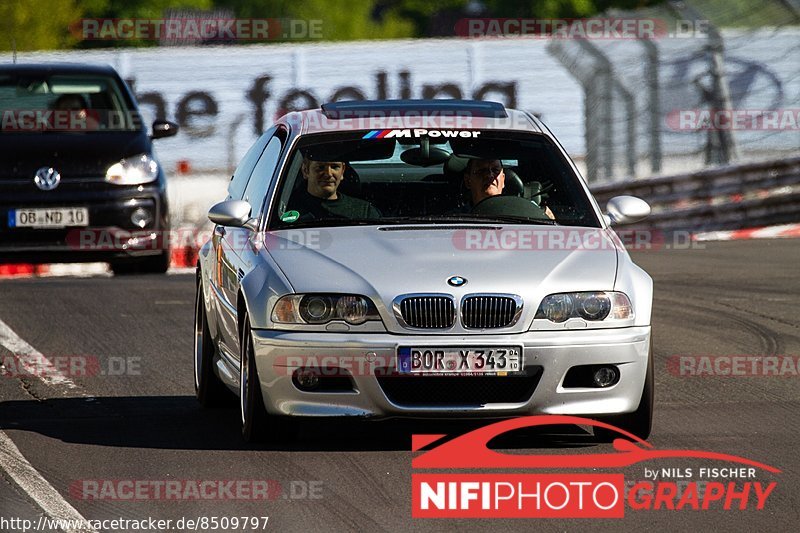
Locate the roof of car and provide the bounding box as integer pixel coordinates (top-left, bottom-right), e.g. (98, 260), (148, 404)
(279, 100), (545, 136)
(0, 62), (120, 76)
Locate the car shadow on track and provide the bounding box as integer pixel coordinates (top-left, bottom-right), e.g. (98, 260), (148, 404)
(0, 395), (601, 452)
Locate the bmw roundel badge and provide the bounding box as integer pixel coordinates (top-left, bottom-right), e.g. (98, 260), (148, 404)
(447, 276), (467, 287)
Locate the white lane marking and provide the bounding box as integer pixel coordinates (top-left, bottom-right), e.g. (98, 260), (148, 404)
(0, 432), (98, 533)
(0, 318), (80, 389)
(0, 317), (97, 532)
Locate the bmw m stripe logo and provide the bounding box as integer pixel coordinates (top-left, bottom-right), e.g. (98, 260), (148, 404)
(447, 276), (467, 287)
(363, 130), (391, 139)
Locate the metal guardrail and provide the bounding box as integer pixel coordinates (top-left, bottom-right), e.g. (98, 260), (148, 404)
(590, 157), (800, 231)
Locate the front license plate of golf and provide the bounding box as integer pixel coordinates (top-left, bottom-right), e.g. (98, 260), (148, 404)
(397, 347), (523, 375)
(10, 207), (89, 228)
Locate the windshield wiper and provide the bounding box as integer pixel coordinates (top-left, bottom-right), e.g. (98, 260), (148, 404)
(277, 217), (383, 229)
(430, 213), (558, 225)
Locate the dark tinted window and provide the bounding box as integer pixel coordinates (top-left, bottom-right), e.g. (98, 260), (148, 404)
(0, 73), (140, 132)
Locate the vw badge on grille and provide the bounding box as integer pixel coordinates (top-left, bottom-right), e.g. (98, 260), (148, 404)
(34, 167), (61, 191)
(447, 276), (467, 287)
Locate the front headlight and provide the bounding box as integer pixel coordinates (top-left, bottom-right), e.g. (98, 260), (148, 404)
(105, 154), (159, 185)
(535, 291), (633, 323)
(272, 294), (380, 325)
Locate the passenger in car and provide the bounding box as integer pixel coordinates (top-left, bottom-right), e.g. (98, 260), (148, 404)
(51, 93), (99, 130)
(52, 93), (88, 110)
(290, 158), (381, 220)
(464, 159), (555, 220)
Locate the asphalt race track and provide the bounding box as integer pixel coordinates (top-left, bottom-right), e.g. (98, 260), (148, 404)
(0, 239), (798, 532)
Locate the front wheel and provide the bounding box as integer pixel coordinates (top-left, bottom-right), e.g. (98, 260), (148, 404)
(594, 341), (654, 442)
(240, 317), (292, 443)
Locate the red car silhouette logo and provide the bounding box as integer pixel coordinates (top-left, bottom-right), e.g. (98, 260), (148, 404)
(412, 415), (780, 472)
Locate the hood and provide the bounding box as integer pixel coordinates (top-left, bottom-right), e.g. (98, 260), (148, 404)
(0, 131), (149, 179)
(265, 225), (621, 333)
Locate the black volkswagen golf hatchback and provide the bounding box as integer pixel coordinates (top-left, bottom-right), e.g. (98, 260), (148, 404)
(0, 63), (178, 274)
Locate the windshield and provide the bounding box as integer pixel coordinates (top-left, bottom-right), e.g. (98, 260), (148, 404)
(0, 73), (141, 133)
(268, 130), (600, 229)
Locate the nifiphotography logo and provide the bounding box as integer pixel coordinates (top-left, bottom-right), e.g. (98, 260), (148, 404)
(411, 416), (780, 518)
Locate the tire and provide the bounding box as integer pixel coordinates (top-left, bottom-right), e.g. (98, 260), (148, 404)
(194, 281), (230, 407)
(111, 250), (170, 275)
(240, 317), (292, 443)
(594, 341), (654, 442)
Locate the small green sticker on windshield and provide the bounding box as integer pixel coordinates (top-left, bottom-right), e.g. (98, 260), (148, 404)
(280, 210), (300, 223)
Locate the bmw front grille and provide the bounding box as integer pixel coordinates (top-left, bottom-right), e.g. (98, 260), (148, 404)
(394, 294), (522, 329)
(461, 295), (521, 329)
(396, 295), (456, 329)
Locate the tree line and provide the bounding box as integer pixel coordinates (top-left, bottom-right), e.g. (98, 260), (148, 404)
(1, 0), (662, 51)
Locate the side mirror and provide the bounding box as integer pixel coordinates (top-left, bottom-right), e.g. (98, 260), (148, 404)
(606, 196), (651, 226)
(151, 120), (178, 139)
(208, 200), (258, 231)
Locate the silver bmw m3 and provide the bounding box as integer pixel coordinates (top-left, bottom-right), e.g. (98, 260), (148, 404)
(194, 100), (654, 442)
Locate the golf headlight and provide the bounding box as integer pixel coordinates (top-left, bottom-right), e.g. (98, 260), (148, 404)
(535, 292), (632, 323)
(105, 154), (159, 185)
(272, 294), (380, 325)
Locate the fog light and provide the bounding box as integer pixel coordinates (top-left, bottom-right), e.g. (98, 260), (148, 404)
(593, 366), (618, 388)
(131, 207), (152, 228)
(293, 368), (320, 391)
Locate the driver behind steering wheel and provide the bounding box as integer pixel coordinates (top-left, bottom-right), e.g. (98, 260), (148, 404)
(463, 158), (555, 220)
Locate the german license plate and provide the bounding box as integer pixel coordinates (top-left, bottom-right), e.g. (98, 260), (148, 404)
(397, 347), (523, 375)
(10, 208), (89, 228)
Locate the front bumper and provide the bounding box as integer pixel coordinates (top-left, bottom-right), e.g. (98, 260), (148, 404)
(250, 326), (651, 418)
(0, 183), (168, 263)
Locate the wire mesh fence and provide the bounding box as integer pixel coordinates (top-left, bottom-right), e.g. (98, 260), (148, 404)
(550, 0), (800, 183)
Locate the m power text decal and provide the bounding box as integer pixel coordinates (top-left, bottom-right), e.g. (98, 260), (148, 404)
(363, 129), (482, 139)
